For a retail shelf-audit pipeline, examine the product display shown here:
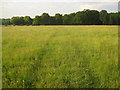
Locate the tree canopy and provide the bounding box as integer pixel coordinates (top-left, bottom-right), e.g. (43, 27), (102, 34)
(2, 9), (120, 25)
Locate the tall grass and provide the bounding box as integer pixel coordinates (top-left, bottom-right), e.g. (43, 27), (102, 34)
(2, 26), (118, 88)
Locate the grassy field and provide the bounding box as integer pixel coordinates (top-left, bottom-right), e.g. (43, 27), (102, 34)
(2, 26), (118, 88)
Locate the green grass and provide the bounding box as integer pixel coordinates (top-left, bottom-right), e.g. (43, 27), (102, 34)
(2, 25), (118, 88)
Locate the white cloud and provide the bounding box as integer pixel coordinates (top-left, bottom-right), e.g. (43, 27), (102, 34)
(77, 2), (118, 11)
(1, 2), (118, 18)
(2, 0), (119, 2)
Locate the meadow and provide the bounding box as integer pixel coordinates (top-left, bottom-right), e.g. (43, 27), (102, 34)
(2, 26), (118, 88)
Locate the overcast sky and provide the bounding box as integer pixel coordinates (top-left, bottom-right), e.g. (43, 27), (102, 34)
(0, 0), (119, 18)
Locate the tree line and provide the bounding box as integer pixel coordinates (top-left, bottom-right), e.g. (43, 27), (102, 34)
(1, 9), (120, 25)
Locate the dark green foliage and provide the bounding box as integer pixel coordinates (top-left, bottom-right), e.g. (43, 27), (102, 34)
(24, 16), (32, 25)
(76, 9), (101, 25)
(109, 13), (119, 25)
(0, 19), (2, 25)
(2, 19), (11, 26)
(10, 17), (24, 25)
(63, 14), (70, 25)
(63, 13), (76, 25)
(68, 13), (76, 25)
(82, 9), (102, 25)
(74, 11), (83, 25)
(91, 10), (102, 25)
(40, 13), (50, 25)
(2, 9), (120, 25)
(32, 16), (41, 25)
(119, 12), (120, 24)
(54, 13), (63, 25)
(49, 16), (56, 25)
(99, 10), (109, 25)
(81, 9), (93, 25)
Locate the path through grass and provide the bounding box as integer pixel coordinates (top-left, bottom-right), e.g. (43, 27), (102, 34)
(2, 26), (118, 88)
